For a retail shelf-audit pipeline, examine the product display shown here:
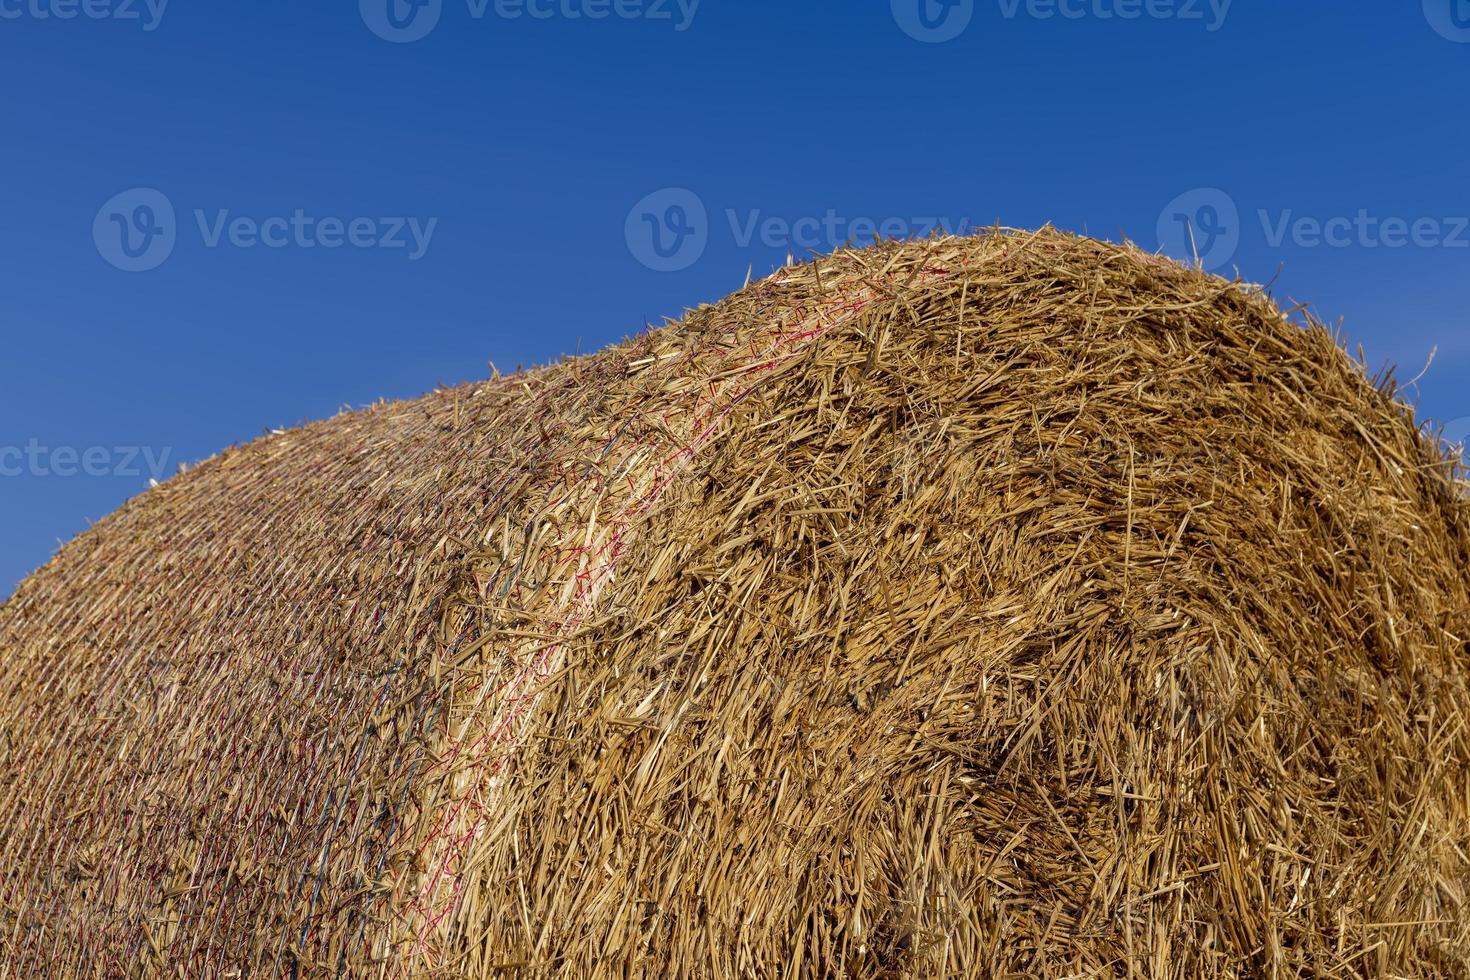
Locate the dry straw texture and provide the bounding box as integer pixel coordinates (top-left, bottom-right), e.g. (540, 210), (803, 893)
(1, 228), (1468, 978)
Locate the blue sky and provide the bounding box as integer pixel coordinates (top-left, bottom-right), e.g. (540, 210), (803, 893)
(1, 1), (1467, 595)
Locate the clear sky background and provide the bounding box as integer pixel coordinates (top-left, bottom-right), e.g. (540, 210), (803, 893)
(2, 1), (1467, 596)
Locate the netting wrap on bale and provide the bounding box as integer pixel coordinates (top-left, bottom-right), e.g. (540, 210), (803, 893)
(2, 229), (1468, 977)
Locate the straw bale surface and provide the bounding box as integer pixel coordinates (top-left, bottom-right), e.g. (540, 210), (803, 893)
(2, 229), (1468, 977)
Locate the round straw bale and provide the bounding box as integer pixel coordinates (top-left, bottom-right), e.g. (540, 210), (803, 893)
(2, 229), (1468, 977)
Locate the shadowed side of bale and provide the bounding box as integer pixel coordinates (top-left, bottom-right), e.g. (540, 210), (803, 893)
(0, 363), (621, 973)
